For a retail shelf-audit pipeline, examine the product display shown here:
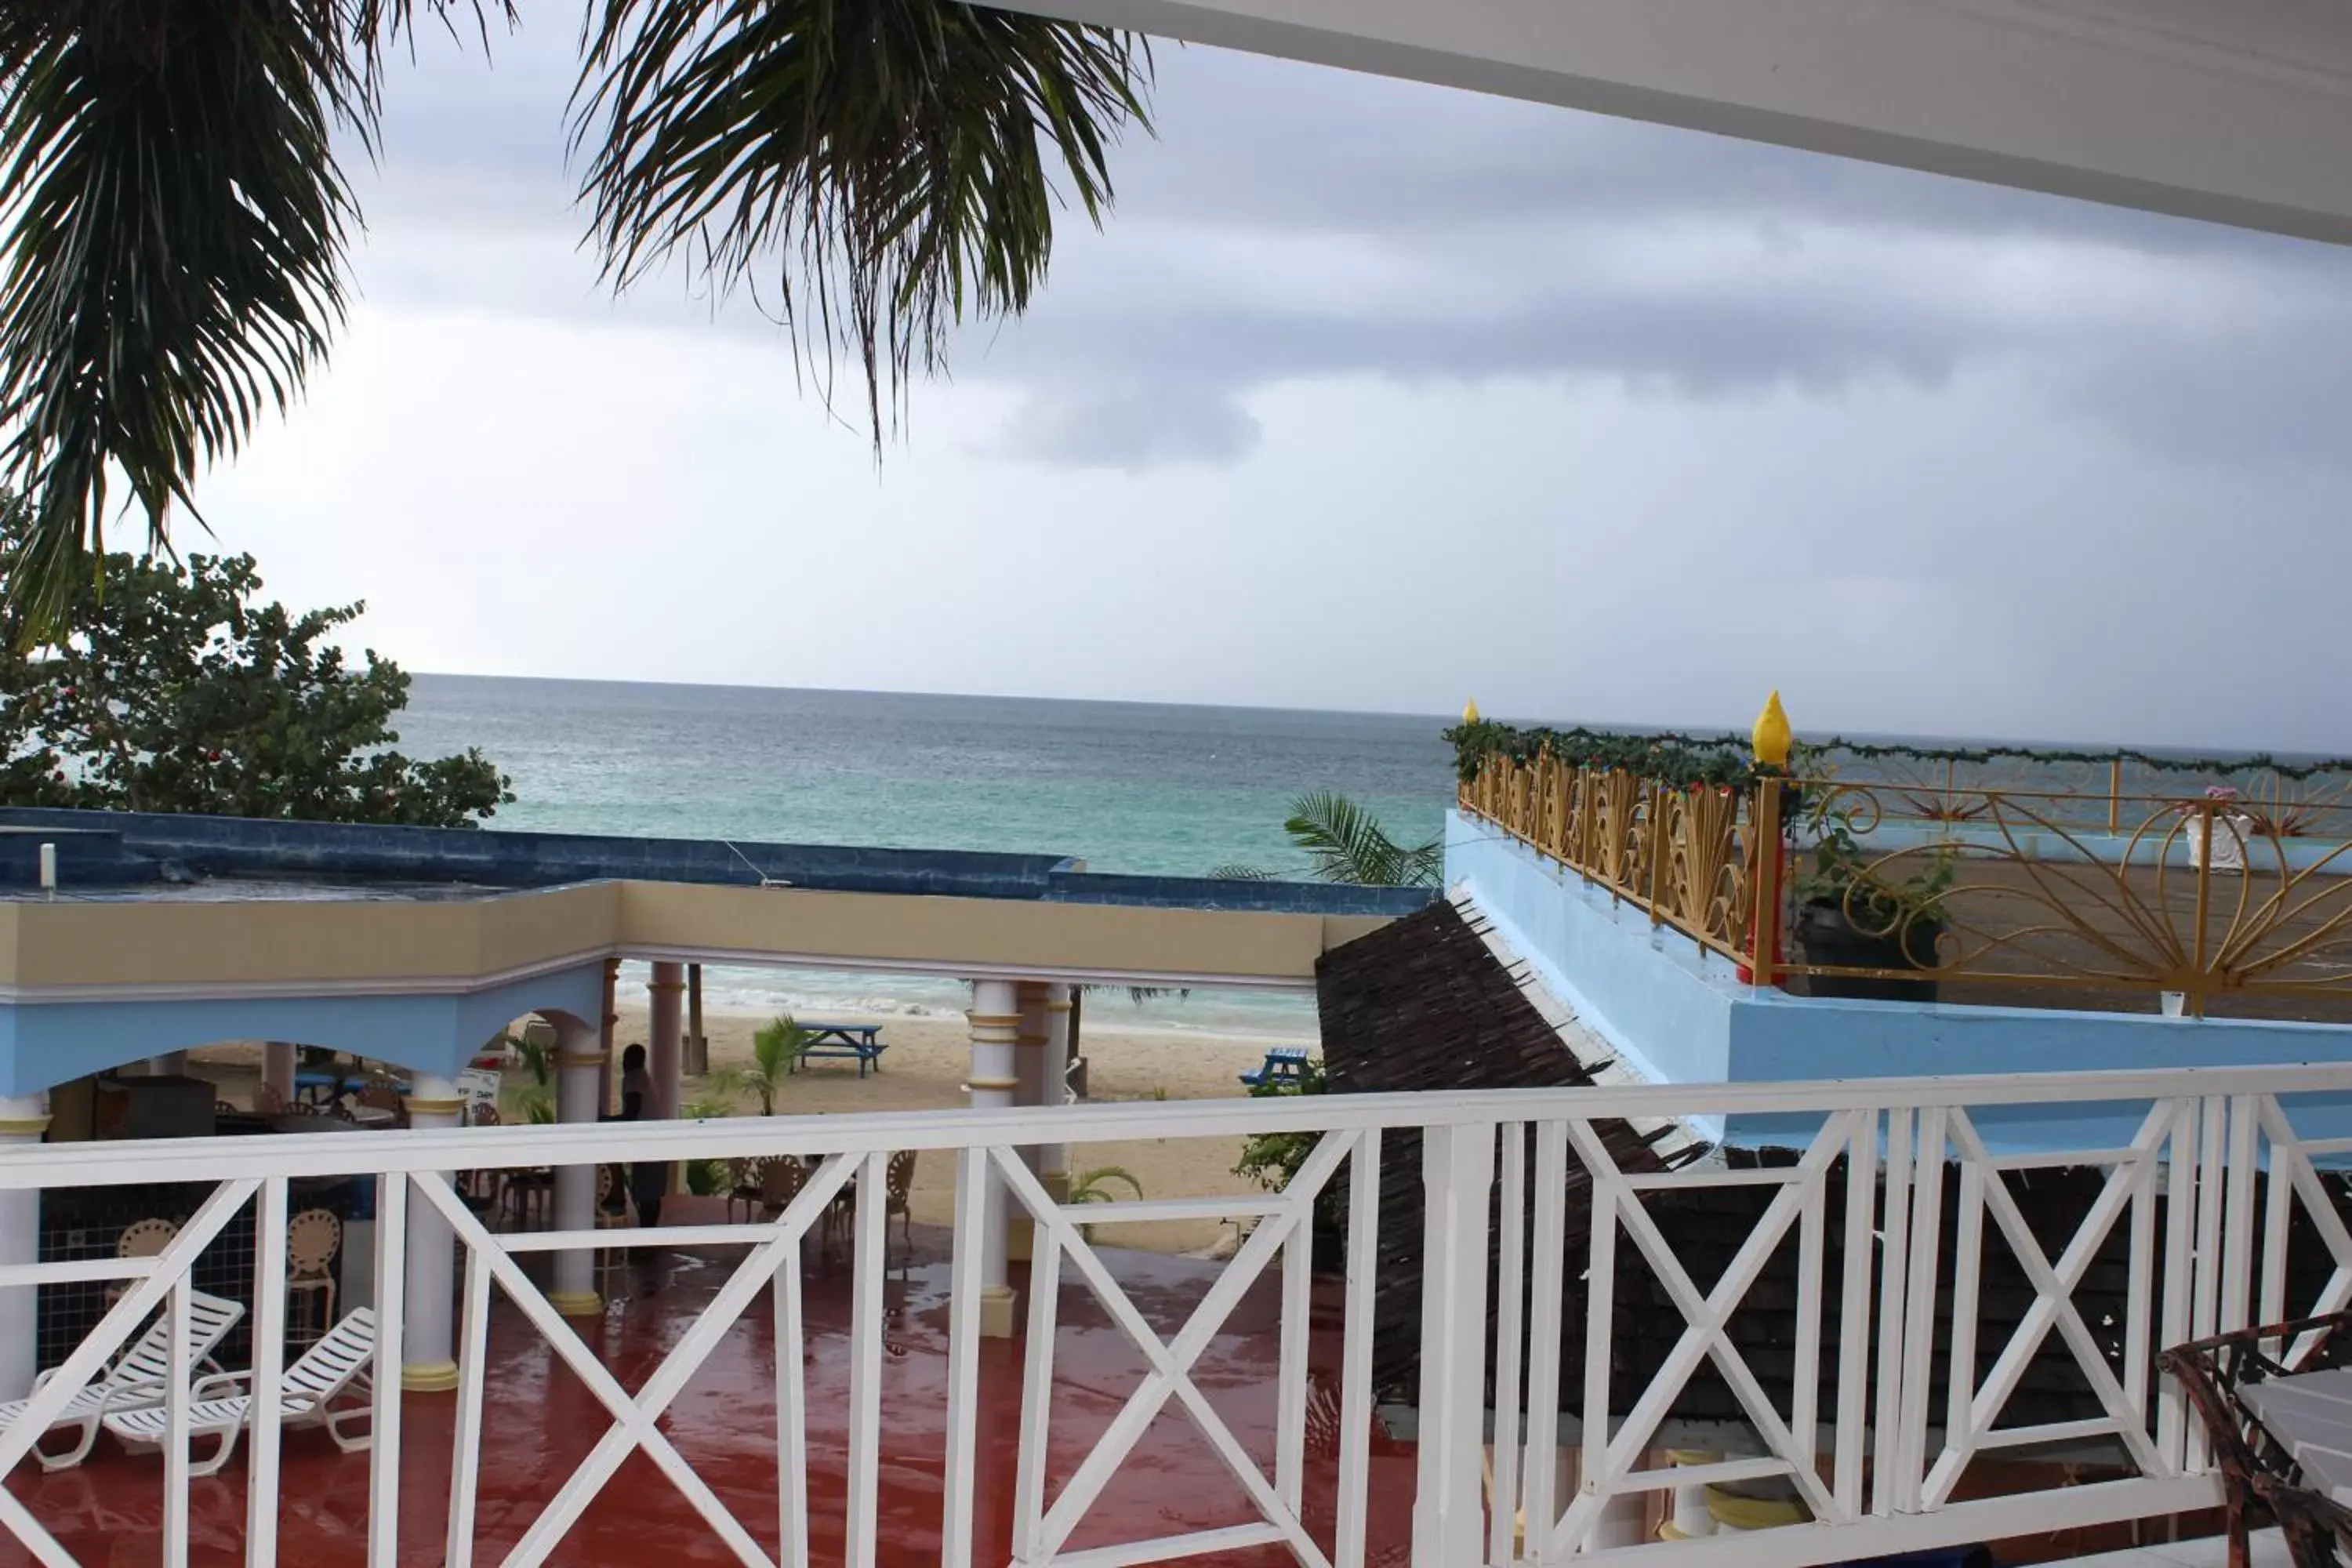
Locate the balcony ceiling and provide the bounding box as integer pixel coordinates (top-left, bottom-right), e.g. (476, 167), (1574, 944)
(1013, 0), (2352, 243)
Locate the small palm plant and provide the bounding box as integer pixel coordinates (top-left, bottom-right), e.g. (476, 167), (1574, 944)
(712, 1016), (808, 1116)
(506, 1031), (553, 1089)
(502, 1029), (557, 1124)
(680, 1098), (732, 1195)
(1066, 1166), (1144, 1243)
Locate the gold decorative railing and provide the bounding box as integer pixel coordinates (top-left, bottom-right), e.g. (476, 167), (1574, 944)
(1460, 753), (2352, 1016)
(1459, 752), (1781, 976)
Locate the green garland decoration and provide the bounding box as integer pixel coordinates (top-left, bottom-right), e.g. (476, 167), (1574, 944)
(1445, 720), (2352, 791)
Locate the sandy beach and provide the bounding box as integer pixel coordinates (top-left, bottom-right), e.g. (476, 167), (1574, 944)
(641, 1007), (1284, 1255)
(187, 1007), (1305, 1257)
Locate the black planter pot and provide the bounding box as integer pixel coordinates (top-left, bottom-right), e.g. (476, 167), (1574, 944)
(1795, 901), (1943, 1003)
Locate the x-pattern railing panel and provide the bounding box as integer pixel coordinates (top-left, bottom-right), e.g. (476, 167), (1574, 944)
(0, 1176), (257, 1568)
(2252, 1099), (2352, 1367)
(1922, 1103), (2174, 1506)
(420, 1155), (859, 1568)
(992, 1131), (1361, 1567)
(1544, 1113), (1856, 1560)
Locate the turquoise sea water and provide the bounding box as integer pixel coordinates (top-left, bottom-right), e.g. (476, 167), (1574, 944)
(395, 676), (1458, 1039)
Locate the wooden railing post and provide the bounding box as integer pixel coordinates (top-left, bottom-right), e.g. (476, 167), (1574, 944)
(2190, 798), (2215, 1018)
(1750, 778), (1784, 989)
(1644, 780), (1668, 927)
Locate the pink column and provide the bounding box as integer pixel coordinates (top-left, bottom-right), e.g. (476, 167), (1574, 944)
(648, 961), (686, 1199)
(261, 1042), (296, 1106)
(648, 962), (684, 1121)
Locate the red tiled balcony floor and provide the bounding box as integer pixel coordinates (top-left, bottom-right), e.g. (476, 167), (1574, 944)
(2, 1218), (1418, 1567)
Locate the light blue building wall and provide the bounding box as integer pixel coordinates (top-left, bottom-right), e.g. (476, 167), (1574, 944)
(1446, 811), (2352, 1152)
(0, 963), (606, 1098)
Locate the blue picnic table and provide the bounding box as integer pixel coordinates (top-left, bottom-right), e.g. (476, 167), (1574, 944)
(1240, 1046), (1312, 1090)
(295, 1068), (410, 1105)
(789, 1022), (889, 1079)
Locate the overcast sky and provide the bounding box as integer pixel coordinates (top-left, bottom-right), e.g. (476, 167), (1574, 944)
(191, 21), (2352, 750)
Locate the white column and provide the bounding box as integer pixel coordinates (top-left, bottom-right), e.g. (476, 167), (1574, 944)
(261, 1042), (296, 1106)
(550, 1021), (607, 1316)
(400, 1075), (463, 1391)
(648, 960), (685, 1196)
(967, 981), (1020, 1338)
(0, 1095), (48, 1400)
(1040, 985), (1073, 1201)
(1664, 1450), (1720, 1540)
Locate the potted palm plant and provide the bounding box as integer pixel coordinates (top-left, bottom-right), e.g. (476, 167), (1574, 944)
(711, 1016), (809, 1116)
(1789, 808), (1955, 1003)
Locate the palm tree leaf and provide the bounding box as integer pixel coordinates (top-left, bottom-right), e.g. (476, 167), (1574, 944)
(570, 0), (1151, 441)
(0, 0), (511, 635)
(1285, 789), (1401, 885)
(1069, 1165), (1144, 1203)
(1280, 790), (1442, 887)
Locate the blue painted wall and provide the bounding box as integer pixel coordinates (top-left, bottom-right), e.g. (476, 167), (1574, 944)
(1446, 811), (2352, 1155)
(1446, 813), (1740, 1132)
(0, 963), (604, 1097)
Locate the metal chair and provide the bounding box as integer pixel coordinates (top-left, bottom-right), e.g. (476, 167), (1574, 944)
(884, 1150), (916, 1253)
(2162, 1309), (2352, 1568)
(103, 1219), (178, 1310)
(460, 1103), (504, 1210)
(285, 1208), (341, 1345)
(501, 1159), (552, 1230)
(727, 1157), (769, 1223)
(760, 1158), (813, 1259)
(354, 1077), (406, 1129)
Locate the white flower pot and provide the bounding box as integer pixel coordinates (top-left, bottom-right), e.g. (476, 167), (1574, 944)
(2186, 811), (2253, 872)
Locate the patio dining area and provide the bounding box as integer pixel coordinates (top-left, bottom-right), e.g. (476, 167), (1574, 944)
(0, 1219), (1412, 1568)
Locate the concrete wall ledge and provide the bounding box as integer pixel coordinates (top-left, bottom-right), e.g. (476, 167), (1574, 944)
(1447, 811), (2352, 1155)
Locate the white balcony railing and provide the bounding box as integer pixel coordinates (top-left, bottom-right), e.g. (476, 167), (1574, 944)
(4, 1064), (2351, 1567)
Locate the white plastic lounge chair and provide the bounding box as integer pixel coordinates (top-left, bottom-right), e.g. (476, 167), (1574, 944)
(0, 1290), (245, 1472)
(103, 1306), (375, 1475)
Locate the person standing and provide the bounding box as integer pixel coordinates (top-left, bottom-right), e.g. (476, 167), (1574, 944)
(616, 1044), (665, 1231)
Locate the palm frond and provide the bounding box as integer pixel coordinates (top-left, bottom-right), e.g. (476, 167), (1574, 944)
(1209, 863), (1276, 880)
(0, 0), (511, 635)
(570, 0), (1151, 442)
(1066, 1165), (1144, 1204)
(1283, 790), (1440, 887)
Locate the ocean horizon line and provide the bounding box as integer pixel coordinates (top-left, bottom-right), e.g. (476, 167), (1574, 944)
(408, 672), (2347, 765)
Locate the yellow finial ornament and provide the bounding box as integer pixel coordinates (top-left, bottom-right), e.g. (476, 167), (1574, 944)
(1752, 691), (1792, 768)
(1463, 698), (1481, 724)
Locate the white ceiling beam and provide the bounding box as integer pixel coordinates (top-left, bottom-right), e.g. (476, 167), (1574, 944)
(1014, 0), (2352, 243)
